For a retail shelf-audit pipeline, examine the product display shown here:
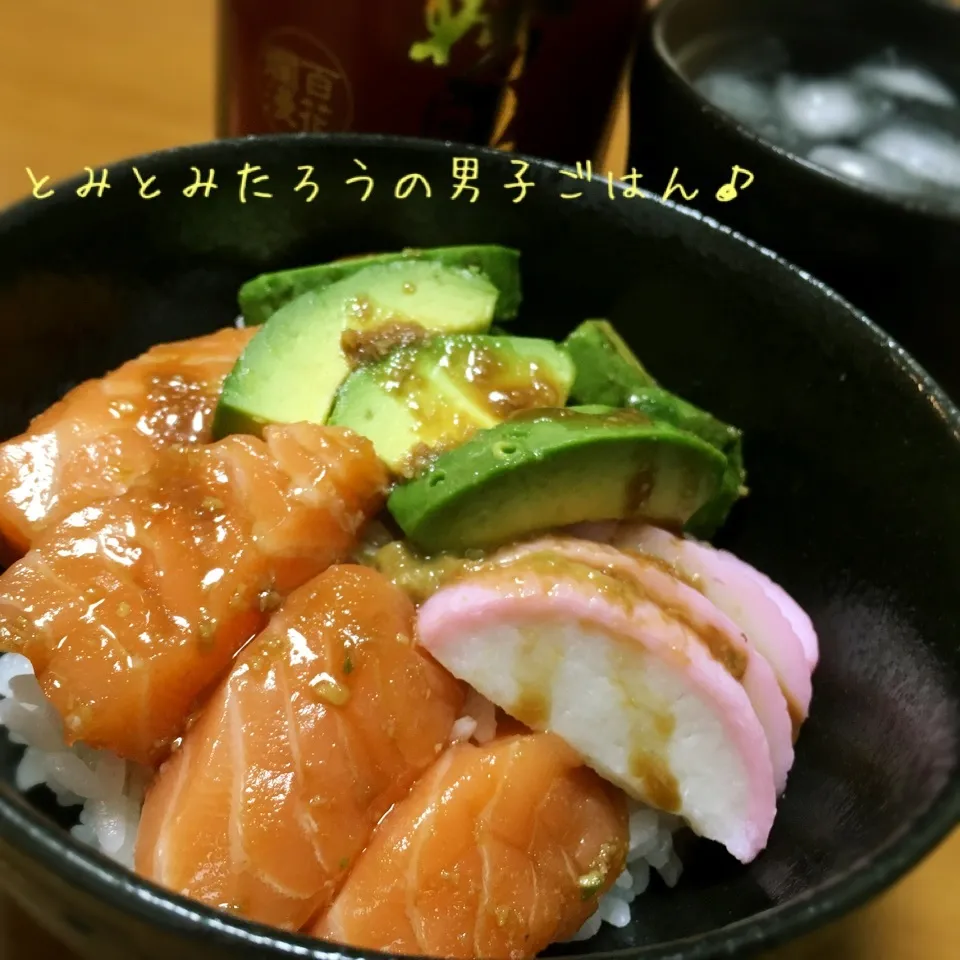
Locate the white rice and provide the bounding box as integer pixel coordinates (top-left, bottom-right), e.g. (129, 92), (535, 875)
(0, 653), (683, 937)
(567, 803), (684, 941)
(0, 653), (147, 869)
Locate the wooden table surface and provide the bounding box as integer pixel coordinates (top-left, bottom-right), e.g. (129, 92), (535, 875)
(0, 1), (957, 957)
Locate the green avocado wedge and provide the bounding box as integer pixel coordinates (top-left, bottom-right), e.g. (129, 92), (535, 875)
(387, 406), (727, 553)
(565, 319), (658, 404)
(564, 319), (746, 537)
(622, 386), (746, 539)
(214, 260), (499, 439)
(328, 334), (575, 477)
(239, 245), (522, 326)
(686, 441), (745, 538)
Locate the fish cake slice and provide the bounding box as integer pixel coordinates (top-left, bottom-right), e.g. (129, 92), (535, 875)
(494, 536), (795, 793)
(417, 550), (777, 863)
(609, 523), (817, 716)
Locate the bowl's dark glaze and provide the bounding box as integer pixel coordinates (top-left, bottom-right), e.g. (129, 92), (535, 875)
(628, 0), (960, 402)
(0, 135), (957, 960)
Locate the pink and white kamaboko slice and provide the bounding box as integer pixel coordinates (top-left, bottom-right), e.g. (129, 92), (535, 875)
(605, 523), (816, 730)
(494, 536), (795, 795)
(417, 549), (778, 863)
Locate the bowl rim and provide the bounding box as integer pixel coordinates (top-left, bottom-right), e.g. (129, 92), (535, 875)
(648, 0), (960, 227)
(0, 131), (958, 960)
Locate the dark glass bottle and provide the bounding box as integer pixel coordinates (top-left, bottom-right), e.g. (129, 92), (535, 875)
(491, 0), (643, 164)
(216, 0), (643, 165)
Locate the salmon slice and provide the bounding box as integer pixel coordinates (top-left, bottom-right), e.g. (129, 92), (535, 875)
(0, 423), (388, 765)
(135, 564), (464, 932)
(314, 732), (628, 960)
(0, 326), (255, 563)
(417, 550), (777, 863)
(494, 536), (795, 794)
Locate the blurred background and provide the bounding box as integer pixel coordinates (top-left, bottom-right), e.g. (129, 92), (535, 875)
(0, 0), (958, 957)
(0, 0), (635, 209)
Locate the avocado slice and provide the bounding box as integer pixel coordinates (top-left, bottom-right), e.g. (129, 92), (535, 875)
(328, 334), (575, 477)
(624, 386), (746, 539)
(387, 406), (727, 553)
(565, 319), (658, 405)
(686, 441), (745, 539)
(214, 260), (500, 439)
(239, 245), (522, 326)
(565, 319), (746, 536)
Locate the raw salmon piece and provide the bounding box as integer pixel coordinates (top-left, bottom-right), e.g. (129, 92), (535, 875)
(417, 550), (777, 863)
(135, 564), (464, 932)
(314, 732), (628, 960)
(0, 423), (388, 765)
(0, 326), (254, 562)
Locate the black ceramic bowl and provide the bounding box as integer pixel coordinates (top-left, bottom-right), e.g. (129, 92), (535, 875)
(0, 136), (958, 960)
(628, 0), (960, 402)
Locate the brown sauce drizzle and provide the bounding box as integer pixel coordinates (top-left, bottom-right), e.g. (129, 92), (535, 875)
(395, 438), (458, 480)
(609, 642), (682, 814)
(482, 551), (641, 615)
(628, 749), (681, 813)
(451, 340), (567, 420)
(610, 550), (749, 682)
(511, 626), (562, 728)
(619, 548), (705, 594)
(504, 546), (749, 685)
(512, 690), (552, 728)
(623, 467), (654, 516)
(658, 601), (749, 683)
(340, 322), (431, 366)
(694, 625), (750, 681)
(365, 540), (485, 605)
(357, 338), (571, 475)
(783, 687), (805, 743)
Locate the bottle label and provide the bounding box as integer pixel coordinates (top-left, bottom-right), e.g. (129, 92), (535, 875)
(259, 27), (355, 133)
